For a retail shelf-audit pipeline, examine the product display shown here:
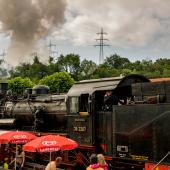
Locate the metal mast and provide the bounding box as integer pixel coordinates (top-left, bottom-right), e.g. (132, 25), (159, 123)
(48, 40), (57, 58)
(95, 28), (109, 64)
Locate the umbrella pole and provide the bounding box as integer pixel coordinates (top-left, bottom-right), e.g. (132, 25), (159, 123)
(15, 144), (17, 170)
(50, 152), (51, 170)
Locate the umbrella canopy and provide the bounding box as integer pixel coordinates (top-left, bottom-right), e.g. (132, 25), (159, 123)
(0, 131), (37, 144)
(0, 131), (37, 170)
(23, 135), (78, 152)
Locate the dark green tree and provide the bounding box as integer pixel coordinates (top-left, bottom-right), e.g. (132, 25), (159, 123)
(103, 54), (130, 69)
(10, 56), (49, 83)
(57, 54), (80, 80)
(9, 63), (31, 78)
(154, 58), (170, 75)
(47, 56), (60, 75)
(92, 64), (120, 78)
(29, 56), (49, 82)
(79, 59), (97, 80)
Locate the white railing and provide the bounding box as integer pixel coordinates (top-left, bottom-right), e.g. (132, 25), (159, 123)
(151, 151), (170, 170)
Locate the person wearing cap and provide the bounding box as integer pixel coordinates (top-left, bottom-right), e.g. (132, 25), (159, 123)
(103, 90), (119, 111)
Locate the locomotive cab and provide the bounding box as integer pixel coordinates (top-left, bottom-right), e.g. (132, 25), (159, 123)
(67, 74), (150, 150)
(94, 76), (170, 169)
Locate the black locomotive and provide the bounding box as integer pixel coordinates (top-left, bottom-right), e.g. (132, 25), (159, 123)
(0, 85), (67, 133)
(1, 74), (170, 170)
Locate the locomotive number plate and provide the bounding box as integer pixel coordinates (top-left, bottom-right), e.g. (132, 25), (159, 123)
(73, 126), (87, 132)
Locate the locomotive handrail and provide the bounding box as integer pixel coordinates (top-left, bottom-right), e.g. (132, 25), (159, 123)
(133, 111), (170, 134)
(151, 151), (170, 170)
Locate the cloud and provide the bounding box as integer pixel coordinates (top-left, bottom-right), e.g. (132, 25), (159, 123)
(55, 0), (170, 51)
(1, 0), (170, 65)
(0, 0), (67, 65)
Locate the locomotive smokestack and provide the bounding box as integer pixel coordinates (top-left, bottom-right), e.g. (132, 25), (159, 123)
(0, 0), (67, 65)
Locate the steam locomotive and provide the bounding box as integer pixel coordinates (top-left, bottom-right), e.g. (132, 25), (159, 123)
(1, 74), (170, 170)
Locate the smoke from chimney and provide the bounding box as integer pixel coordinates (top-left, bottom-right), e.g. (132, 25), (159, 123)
(0, 0), (67, 65)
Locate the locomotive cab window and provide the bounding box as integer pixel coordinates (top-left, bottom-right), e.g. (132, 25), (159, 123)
(79, 94), (89, 116)
(69, 97), (79, 114)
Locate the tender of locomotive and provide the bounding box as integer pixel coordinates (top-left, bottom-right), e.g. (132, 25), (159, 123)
(1, 74), (170, 170)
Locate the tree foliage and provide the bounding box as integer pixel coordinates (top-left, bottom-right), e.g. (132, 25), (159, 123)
(8, 53), (170, 94)
(0, 59), (8, 78)
(57, 54), (80, 80)
(104, 54), (130, 69)
(79, 59), (97, 80)
(9, 56), (49, 83)
(8, 77), (34, 95)
(39, 72), (75, 93)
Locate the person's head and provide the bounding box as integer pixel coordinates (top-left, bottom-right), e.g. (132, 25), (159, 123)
(17, 145), (22, 154)
(4, 158), (8, 163)
(97, 154), (106, 165)
(105, 90), (113, 96)
(90, 154), (98, 164)
(55, 157), (62, 166)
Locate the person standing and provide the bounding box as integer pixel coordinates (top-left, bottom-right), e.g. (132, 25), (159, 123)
(45, 157), (62, 170)
(97, 154), (108, 170)
(3, 158), (9, 170)
(103, 90), (119, 111)
(86, 154), (103, 170)
(10, 146), (25, 170)
(103, 90), (125, 111)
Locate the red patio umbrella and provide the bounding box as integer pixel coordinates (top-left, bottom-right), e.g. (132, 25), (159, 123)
(23, 135), (78, 163)
(0, 131), (37, 170)
(0, 131), (37, 144)
(23, 135), (78, 152)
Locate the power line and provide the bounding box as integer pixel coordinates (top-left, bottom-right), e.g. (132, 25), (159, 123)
(94, 28), (109, 64)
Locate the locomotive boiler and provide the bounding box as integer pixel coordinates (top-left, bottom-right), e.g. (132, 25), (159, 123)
(0, 85), (67, 133)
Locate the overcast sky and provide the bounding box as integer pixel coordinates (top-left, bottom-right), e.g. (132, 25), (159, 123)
(0, 0), (170, 66)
